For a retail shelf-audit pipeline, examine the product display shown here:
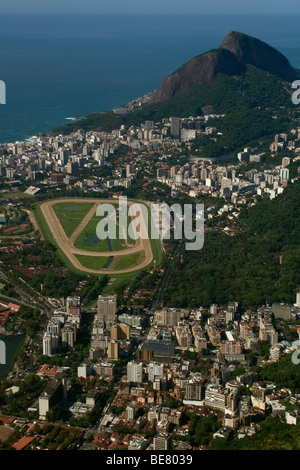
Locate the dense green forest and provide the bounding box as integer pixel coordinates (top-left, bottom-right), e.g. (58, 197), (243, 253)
(157, 181), (300, 310)
(210, 416), (300, 450)
(259, 353), (300, 392)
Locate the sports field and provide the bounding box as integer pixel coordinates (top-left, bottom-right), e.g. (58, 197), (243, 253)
(52, 202), (94, 238)
(35, 198), (159, 275)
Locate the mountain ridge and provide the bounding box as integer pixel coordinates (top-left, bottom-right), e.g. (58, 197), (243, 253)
(51, 31), (299, 137)
(150, 31), (300, 103)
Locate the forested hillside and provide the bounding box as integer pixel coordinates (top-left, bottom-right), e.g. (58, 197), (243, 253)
(157, 181), (300, 310)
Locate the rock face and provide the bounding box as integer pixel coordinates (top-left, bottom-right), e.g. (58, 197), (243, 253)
(151, 31), (299, 103)
(151, 48), (245, 103)
(220, 31), (297, 82)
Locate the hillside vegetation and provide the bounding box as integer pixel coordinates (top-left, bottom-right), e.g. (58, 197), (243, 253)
(157, 181), (300, 310)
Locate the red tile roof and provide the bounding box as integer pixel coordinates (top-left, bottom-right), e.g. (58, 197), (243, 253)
(0, 416), (15, 424)
(8, 303), (20, 311)
(12, 436), (34, 451)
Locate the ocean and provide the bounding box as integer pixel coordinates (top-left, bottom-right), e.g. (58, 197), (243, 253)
(0, 13), (300, 144)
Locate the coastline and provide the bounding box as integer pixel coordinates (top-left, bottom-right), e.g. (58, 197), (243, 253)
(1, 13), (300, 145)
(3, 90), (155, 146)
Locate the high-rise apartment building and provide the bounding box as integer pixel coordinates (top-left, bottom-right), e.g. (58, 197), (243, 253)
(147, 362), (164, 382)
(111, 323), (130, 340)
(43, 332), (52, 356)
(97, 294), (117, 325)
(66, 296), (81, 327)
(107, 340), (119, 360)
(61, 324), (76, 349)
(126, 402), (136, 421)
(153, 432), (172, 450)
(154, 308), (181, 327)
(185, 379), (203, 401)
(127, 361), (143, 384)
(170, 117), (180, 137)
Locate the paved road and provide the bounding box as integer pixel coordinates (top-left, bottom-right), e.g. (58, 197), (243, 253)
(40, 198), (153, 274)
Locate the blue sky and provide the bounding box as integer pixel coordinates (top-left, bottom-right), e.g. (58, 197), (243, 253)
(1, 0), (300, 15)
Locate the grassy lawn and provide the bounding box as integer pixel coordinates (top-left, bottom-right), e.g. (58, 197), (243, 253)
(2, 191), (33, 200)
(73, 213), (110, 251)
(75, 254), (110, 270)
(52, 201), (94, 238)
(113, 251), (144, 270)
(75, 252), (144, 271)
(74, 211), (135, 252)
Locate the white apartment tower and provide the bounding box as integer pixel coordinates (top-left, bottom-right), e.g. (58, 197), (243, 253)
(148, 362), (164, 382)
(43, 332), (52, 356)
(127, 361), (143, 384)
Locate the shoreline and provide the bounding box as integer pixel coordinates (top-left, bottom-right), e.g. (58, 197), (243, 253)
(0, 89), (155, 146)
